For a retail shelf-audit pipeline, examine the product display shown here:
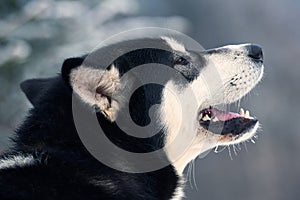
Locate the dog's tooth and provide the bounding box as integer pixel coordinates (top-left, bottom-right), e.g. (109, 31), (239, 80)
(212, 117), (219, 122)
(240, 108), (245, 116)
(199, 113), (203, 120)
(245, 110), (250, 118)
(202, 114), (211, 121)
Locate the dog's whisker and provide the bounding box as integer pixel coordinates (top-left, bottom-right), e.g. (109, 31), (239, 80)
(243, 142), (249, 153)
(214, 145), (219, 153)
(237, 143), (242, 151)
(228, 146), (233, 160)
(192, 160), (198, 191)
(187, 162), (193, 189)
(233, 144), (238, 156)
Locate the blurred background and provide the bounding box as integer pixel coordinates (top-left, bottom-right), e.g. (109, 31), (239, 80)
(0, 0), (299, 199)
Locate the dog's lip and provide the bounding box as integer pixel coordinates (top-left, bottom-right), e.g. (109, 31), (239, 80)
(199, 107), (258, 136)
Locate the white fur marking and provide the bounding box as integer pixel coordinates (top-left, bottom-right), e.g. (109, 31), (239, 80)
(162, 37), (186, 53)
(0, 155), (35, 170)
(170, 176), (186, 200)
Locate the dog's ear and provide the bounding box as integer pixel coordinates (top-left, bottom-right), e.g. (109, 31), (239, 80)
(20, 78), (54, 107)
(62, 56), (121, 121)
(68, 64), (120, 122)
(61, 57), (85, 86)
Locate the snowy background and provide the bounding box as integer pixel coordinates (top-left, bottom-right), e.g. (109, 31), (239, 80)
(0, 0), (299, 199)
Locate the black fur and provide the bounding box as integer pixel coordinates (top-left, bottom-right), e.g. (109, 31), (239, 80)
(0, 46), (201, 199)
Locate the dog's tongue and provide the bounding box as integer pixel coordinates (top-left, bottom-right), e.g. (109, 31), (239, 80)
(211, 108), (241, 121)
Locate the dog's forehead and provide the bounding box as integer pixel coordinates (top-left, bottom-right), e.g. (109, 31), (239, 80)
(83, 36), (181, 68)
(96, 36), (182, 54)
(82, 36), (207, 85)
(161, 37), (186, 53)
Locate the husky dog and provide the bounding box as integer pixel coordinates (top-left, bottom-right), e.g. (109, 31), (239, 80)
(0, 36), (263, 200)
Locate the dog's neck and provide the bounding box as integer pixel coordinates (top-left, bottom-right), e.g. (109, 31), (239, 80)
(160, 81), (209, 174)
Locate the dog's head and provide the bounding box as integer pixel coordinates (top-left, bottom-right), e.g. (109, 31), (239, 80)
(22, 36), (263, 174)
(159, 41), (263, 172)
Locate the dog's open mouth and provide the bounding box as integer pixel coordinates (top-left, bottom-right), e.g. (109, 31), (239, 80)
(199, 107), (258, 136)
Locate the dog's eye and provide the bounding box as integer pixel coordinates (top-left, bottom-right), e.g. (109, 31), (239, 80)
(175, 57), (189, 65)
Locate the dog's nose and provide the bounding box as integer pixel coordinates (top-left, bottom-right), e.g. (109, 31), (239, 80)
(246, 44), (263, 61)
